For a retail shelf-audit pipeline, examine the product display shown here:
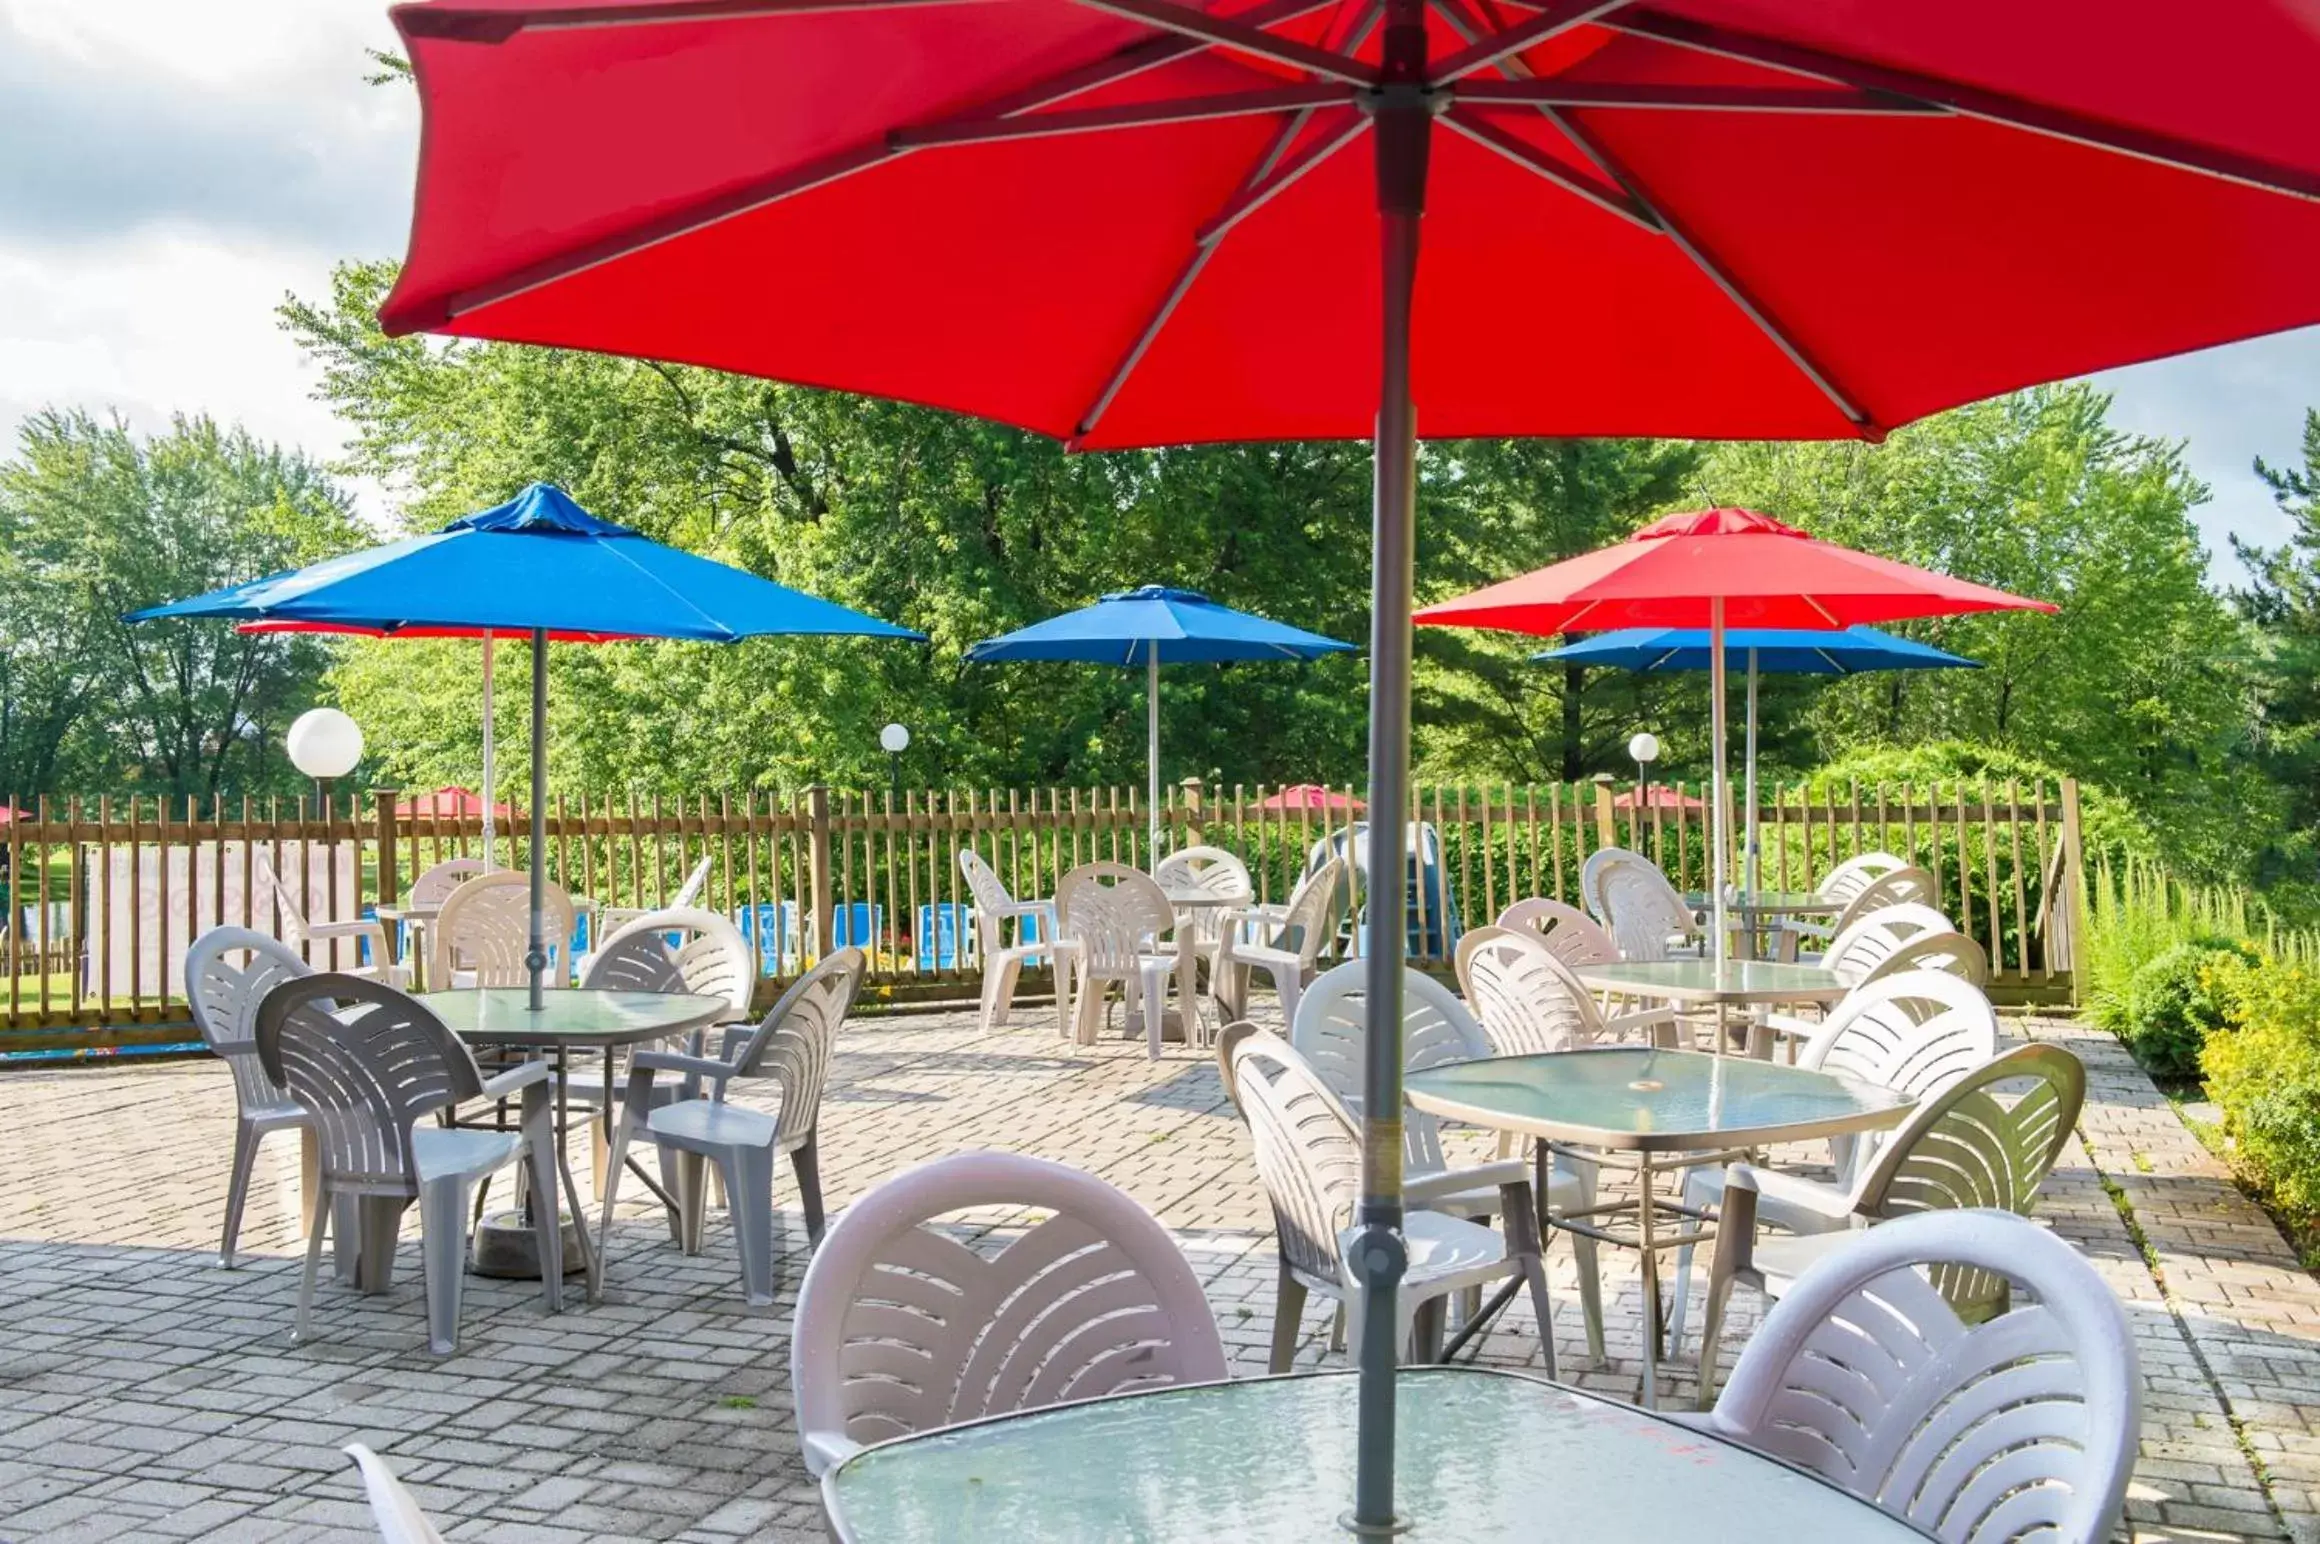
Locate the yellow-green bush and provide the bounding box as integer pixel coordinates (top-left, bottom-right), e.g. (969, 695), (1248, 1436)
(2204, 957), (2320, 1217)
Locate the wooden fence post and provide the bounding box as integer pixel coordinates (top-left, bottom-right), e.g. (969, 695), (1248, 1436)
(374, 789), (400, 907)
(807, 784), (835, 958)
(2059, 777), (2086, 1001)
(1181, 776), (1205, 848)
(1591, 775), (1617, 851)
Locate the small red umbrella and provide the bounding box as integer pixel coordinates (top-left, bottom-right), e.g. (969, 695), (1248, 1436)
(1256, 782), (1365, 813)
(396, 785), (516, 821)
(1419, 508), (2053, 960)
(1611, 785), (1703, 811)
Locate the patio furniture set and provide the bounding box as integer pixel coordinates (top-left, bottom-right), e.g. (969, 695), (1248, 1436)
(190, 833), (2127, 1540)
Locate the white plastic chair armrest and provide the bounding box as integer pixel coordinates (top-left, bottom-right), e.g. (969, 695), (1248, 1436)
(631, 1050), (733, 1083)
(477, 1060), (551, 1100)
(1605, 1005), (1675, 1038)
(1782, 918), (1836, 941)
(308, 918), (386, 942)
(802, 1430), (865, 1478)
(1759, 1010), (1816, 1040)
(1722, 1162), (1854, 1225)
(1406, 1159), (1530, 1205)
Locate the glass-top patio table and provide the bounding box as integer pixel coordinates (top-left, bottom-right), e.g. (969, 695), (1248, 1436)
(422, 987), (728, 1299)
(1406, 1047), (1914, 1408)
(1684, 889), (1842, 960)
(821, 1367), (1929, 1541)
(1575, 958), (1848, 1057)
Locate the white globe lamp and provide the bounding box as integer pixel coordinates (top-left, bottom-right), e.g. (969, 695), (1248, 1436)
(879, 722), (912, 755)
(288, 708), (364, 780)
(1626, 731), (1660, 766)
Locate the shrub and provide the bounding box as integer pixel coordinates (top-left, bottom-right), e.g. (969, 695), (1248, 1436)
(2205, 957), (2320, 1218)
(2099, 935), (2260, 1080)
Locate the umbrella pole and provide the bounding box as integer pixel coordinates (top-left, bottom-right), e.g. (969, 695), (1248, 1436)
(1148, 647), (1162, 860)
(528, 627), (549, 1013)
(481, 631), (496, 873)
(1743, 646), (1758, 895)
(1351, 7), (1427, 1531)
(1710, 599), (1730, 971)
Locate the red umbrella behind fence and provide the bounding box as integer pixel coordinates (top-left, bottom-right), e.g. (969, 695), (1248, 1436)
(1418, 508), (2054, 962)
(377, 0), (2320, 1523)
(1255, 783), (1365, 813)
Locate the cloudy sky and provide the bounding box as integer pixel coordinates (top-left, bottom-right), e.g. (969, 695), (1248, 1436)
(5, 0), (2316, 574)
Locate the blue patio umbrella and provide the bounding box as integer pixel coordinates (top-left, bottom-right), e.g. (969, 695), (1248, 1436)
(132, 483), (924, 1009)
(1535, 626), (1976, 889)
(964, 586), (1354, 854)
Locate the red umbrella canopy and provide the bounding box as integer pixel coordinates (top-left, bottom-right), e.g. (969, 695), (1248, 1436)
(380, 0), (2320, 449)
(1256, 783), (1365, 812)
(396, 786), (515, 819)
(1415, 508), (2057, 635)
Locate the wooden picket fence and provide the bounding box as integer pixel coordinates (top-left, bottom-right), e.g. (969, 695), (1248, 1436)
(0, 774), (2083, 1058)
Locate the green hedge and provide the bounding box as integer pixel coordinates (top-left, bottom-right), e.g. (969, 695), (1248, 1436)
(2094, 936), (2259, 1081)
(2206, 959), (2320, 1218)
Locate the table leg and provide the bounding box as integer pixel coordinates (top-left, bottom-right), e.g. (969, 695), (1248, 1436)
(1637, 1151), (1662, 1410)
(1176, 932), (1199, 1045)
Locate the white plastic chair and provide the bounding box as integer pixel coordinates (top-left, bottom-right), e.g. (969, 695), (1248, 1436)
(1817, 851), (1909, 907)
(1055, 861), (1180, 1056)
(1212, 856), (1347, 1025)
(1291, 959), (1600, 1360)
(599, 948), (866, 1306)
(1687, 1042), (2087, 1401)
(1494, 896), (1618, 970)
(597, 854), (714, 938)
(957, 848), (1073, 1035)
(256, 854), (407, 987)
(1789, 864), (1939, 952)
(1152, 844), (1252, 986)
(1683, 1209), (2138, 1544)
(255, 973), (567, 1355)
(430, 870), (577, 990)
(1224, 1027), (1559, 1375)
(343, 1444), (446, 1544)
(1669, 970), (2002, 1349)
(1812, 903), (1987, 993)
(187, 926), (315, 1268)
(1455, 926), (1673, 1054)
(790, 1150), (1228, 1476)
(1583, 847), (1702, 961)
(407, 857), (484, 909)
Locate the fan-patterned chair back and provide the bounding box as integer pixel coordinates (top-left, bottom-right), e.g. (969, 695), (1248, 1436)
(582, 907), (755, 1019)
(256, 974), (486, 1198)
(1802, 971), (1999, 1099)
(1455, 925), (1604, 1055)
(1588, 849), (1699, 961)
(1816, 850), (1908, 907)
(1850, 1041), (2084, 1320)
(408, 858), (485, 909)
(791, 1150), (1227, 1475)
(1152, 844), (1252, 948)
(1700, 1208), (2137, 1544)
(189, 927), (313, 1117)
(1828, 865), (1939, 934)
(1271, 857), (1351, 957)
(1494, 896), (1618, 969)
(718, 947), (866, 1146)
(1225, 1028), (1361, 1289)
(1827, 905), (1987, 989)
(1292, 960), (1489, 1175)
(431, 871), (576, 989)
(1055, 862), (1174, 977)
(958, 848), (1023, 956)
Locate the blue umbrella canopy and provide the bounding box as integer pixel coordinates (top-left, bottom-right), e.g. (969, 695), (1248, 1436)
(132, 483), (923, 1009)
(131, 483), (924, 643)
(963, 585), (1352, 666)
(965, 587), (1353, 850)
(1536, 626), (1977, 891)
(1530, 625), (1977, 676)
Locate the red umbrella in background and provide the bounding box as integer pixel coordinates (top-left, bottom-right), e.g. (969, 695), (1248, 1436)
(1256, 783), (1365, 813)
(1419, 508), (2054, 962)
(377, 0), (2320, 1522)
(1612, 785), (1703, 811)
(395, 785), (516, 821)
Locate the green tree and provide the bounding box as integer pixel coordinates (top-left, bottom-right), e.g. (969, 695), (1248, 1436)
(0, 411), (366, 800)
(2232, 408), (2320, 888)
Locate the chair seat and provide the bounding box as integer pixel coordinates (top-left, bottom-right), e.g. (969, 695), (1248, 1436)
(650, 1098), (780, 1151)
(1684, 1165), (1850, 1240)
(1747, 1228), (1855, 1294)
(1228, 941), (1301, 973)
(1340, 1210), (1507, 1291)
(1417, 1166), (1585, 1221)
(412, 1126), (525, 1184)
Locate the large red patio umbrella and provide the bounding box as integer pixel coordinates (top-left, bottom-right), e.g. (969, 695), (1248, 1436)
(1419, 507), (2054, 962)
(377, 0), (2320, 1522)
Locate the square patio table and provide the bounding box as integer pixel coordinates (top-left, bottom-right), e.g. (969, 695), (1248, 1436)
(820, 1366), (1930, 1541)
(1576, 958), (1847, 1058)
(1406, 1046), (1914, 1407)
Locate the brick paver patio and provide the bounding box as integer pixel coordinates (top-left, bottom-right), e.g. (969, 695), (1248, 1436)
(1, 1005), (2315, 1542)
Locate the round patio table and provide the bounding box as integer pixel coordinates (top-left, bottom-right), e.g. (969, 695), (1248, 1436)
(423, 987), (727, 1298)
(1684, 888), (1842, 960)
(1405, 1046), (1914, 1408)
(819, 1366), (1929, 1542)
(1575, 958), (1847, 1058)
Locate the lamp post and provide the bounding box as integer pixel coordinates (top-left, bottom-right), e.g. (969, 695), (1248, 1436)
(1627, 731), (1660, 854)
(880, 722), (911, 807)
